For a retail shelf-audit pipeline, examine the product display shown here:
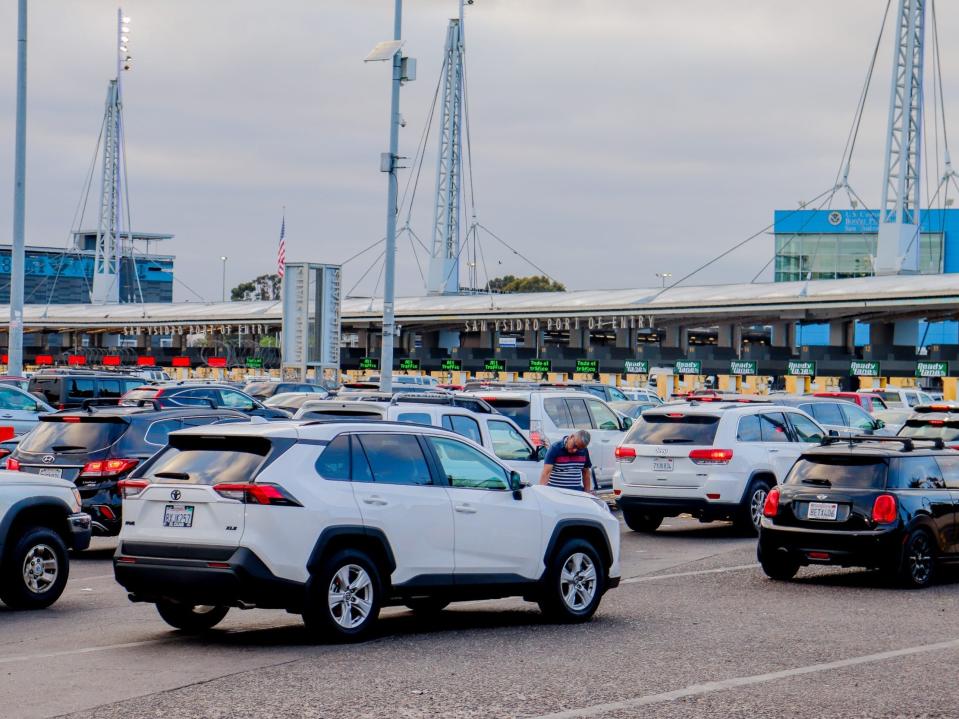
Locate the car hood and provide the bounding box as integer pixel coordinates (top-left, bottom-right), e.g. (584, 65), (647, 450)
(0, 468), (76, 491)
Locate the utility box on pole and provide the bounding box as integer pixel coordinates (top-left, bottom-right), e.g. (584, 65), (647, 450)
(281, 263), (341, 382)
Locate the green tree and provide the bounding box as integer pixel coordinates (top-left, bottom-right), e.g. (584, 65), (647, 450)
(231, 274), (281, 301)
(487, 274), (565, 293)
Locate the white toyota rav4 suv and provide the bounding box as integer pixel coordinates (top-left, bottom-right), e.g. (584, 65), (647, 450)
(613, 401), (828, 535)
(113, 420), (620, 640)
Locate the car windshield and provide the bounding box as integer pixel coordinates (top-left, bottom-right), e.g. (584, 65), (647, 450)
(899, 420), (959, 443)
(785, 455), (888, 489)
(877, 391), (905, 408)
(19, 419), (127, 454)
(625, 413), (720, 445)
(479, 398), (531, 429)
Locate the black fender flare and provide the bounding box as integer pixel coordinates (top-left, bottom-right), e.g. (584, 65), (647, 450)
(305, 525), (397, 576)
(542, 518), (613, 574)
(0, 496), (74, 560)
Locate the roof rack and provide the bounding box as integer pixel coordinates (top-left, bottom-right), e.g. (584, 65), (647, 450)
(300, 418), (459, 434)
(818, 435), (945, 451)
(389, 393), (495, 413)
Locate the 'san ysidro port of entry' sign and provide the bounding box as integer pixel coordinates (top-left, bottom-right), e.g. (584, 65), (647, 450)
(917, 361), (949, 378)
(624, 359), (649, 374)
(441, 359), (462, 372)
(359, 357), (380, 371)
(786, 360), (816, 377)
(729, 360), (757, 376)
(528, 358), (552, 374)
(484, 359), (507, 373)
(575, 359), (600, 375)
(675, 360), (701, 375)
(398, 358), (420, 371)
(849, 360), (880, 377)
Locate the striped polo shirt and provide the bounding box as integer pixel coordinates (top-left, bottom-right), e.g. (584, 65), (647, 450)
(544, 437), (592, 491)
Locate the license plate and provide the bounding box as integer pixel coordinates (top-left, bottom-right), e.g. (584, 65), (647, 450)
(807, 502), (838, 520)
(163, 504), (195, 528)
(652, 459), (674, 472)
(36, 468), (62, 478)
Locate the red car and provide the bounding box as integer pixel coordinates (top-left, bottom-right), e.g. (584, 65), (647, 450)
(813, 391), (888, 413)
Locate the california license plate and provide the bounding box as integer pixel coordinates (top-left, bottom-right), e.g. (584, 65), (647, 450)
(807, 502), (838, 520)
(163, 504), (194, 528)
(652, 459), (673, 472)
(37, 467), (62, 478)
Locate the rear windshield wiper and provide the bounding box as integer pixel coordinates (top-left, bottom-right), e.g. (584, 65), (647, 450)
(50, 444), (87, 452)
(662, 438), (693, 444)
(154, 471), (190, 481)
(801, 478), (832, 487)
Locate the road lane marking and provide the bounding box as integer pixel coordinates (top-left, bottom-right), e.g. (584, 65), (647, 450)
(529, 636), (959, 718)
(621, 563), (758, 584)
(72, 573), (116, 582)
(0, 639), (171, 665)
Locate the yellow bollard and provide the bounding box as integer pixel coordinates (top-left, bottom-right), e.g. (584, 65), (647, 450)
(943, 377), (958, 402)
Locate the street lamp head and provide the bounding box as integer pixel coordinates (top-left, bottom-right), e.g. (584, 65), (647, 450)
(220, 256), (227, 261)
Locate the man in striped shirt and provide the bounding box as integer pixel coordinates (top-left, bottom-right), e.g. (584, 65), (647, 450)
(538, 430), (592, 492)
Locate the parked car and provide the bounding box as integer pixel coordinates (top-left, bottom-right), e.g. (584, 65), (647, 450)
(120, 383), (291, 419)
(29, 372), (144, 410)
(813, 391), (889, 413)
(0, 472), (91, 608)
(462, 388), (633, 488)
(874, 408), (914, 435)
(608, 400), (660, 420)
(856, 388), (935, 410)
(0, 375), (30, 391)
(5, 404), (250, 536)
(0, 384), (55, 435)
(613, 401), (829, 534)
(367, 374), (439, 387)
(243, 381), (328, 400)
(113, 420), (621, 639)
(767, 396), (889, 437)
(621, 387), (663, 404)
(896, 403), (959, 447)
(263, 392), (329, 415)
(758, 436), (959, 588)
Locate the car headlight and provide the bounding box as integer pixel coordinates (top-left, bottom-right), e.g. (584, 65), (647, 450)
(589, 494), (612, 513)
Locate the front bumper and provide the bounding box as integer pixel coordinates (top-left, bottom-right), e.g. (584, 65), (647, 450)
(67, 512), (92, 551)
(758, 522), (903, 568)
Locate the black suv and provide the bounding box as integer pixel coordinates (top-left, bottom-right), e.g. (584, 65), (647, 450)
(759, 436), (959, 588)
(121, 383), (291, 419)
(29, 371), (144, 410)
(6, 404), (249, 536)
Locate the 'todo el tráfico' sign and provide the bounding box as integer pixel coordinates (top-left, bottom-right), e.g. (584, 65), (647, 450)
(575, 359), (600, 375)
(675, 360), (702, 375)
(528, 358), (552, 374)
(729, 360), (757, 376)
(849, 360), (880, 377)
(916, 361), (949, 378)
(624, 359), (649, 374)
(786, 360), (817, 377)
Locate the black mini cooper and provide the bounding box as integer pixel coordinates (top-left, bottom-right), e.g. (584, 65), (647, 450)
(758, 436), (959, 588)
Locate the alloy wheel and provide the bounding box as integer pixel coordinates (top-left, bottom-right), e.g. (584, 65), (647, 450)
(750, 488), (769, 529)
(907, 534), (933, 585)
(328, 564), (374, 629)
(21, 544), (58, 594)
(560, 552), (597, 611)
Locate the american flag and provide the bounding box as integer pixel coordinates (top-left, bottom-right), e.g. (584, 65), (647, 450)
(276, 214), (286, 278)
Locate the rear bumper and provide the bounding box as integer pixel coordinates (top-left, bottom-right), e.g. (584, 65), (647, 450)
(67, 512), (92, 551)
(758, 522), (903, 568)
(616, 495), (741, 520)
(113, 543), (304, 610)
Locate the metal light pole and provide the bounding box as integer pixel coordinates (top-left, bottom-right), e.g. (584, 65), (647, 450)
(656, 272), (672, 288)
(9, 0), (28, 376)
(220, 256), (228, 302)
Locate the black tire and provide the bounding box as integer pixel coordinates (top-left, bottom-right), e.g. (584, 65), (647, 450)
(0, 527), (69, 610)
(758, 544), (800, 581)
(155, 601), (229, 632)
(537, 538), (605, 623)
(735, 479), (772, 536)
(622, 509), (663, 533)
(896, 529), (937, 589)
(404, 598), (450, 614)
(303, 548), (382, 642)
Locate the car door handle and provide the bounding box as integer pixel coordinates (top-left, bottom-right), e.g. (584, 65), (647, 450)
(454, 504), (477, 514)
(362, 496), (388, 506)
(768, 449), (780, 453)
(0, 414), (12, 418)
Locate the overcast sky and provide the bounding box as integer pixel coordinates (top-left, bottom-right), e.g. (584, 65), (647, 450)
(1, 1), (958, 302)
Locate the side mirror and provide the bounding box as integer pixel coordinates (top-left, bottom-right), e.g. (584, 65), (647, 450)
(621, 416), (634, 431)
(510, 470), (523, 499)
(828, 429), (840, 437)
(535, 445), (547, 462)
(874, 419), (886, 430)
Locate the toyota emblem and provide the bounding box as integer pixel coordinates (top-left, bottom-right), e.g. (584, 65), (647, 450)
(41, 455), (55, 464)
(170, 490), (182, 501)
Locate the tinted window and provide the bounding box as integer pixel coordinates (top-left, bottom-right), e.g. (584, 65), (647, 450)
(397, 412), (432, 426)
(356, 434), (432, 486)
(785, 456), (888, 489)
(174, 388), (220, 407)
(839, 403), (876, 432)
(147, 437), (271, 485)
(428, 436), (509, 490)
(810, 402), (845, 427)
(315, 434), (350, 481)
(442, 414), (482, 444)
(487, 420), (534, 461)
(584, 386), (606, 400)
(481, 399), (530, 430)
(891, 456), (946, 489)
(608, 386), (628, 401)
(19, 419), (127, 453)
(790, 413), (825, 443)
(759, 413), (791, 442)
(68, 379), (95, 400)
(736, 415), (762, 442)
(566, 399), (593, 429)
(899, 420), (959, 443)
(936, 455), (959, 489)
(0, 387), (38, 410)
(587, 399), (620, 431)
(98, 380), (124, 398)
(352, 435), (374, 483)
(626, 414), (720, 445)
(221, 390), (256, 410)
(144, 419), (182, 446)
(879, 391), (905, 408)
(543, 397), (573, 429)
(31, 379), (58, 403)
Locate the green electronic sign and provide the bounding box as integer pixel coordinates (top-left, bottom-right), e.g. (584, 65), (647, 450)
(245, 357), (264, 369)
(675, 360), (702, 375)
(440, 359), (462, 372)
(729, 360), (757, 376)
(849, 360), (880, 377)
(624, 359), (649, 374)
(917, 361), (949, 378)
(397, 358), (421, 371)
(484, 359), (507, 373)
(359, 357), (380, 371)
(787, 360), (817, 377)
(528, 358), (552, 374)
(575, 359), (600, 375)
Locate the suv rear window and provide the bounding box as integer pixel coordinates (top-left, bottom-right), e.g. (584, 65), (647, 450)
(481, 398), (530, 429)
(785, 456), (888, 489)
(625, 413), (720, 445)
(19, 419), (127, 454)
(899, 419), (959, 443)
(146, 436), (272, 485)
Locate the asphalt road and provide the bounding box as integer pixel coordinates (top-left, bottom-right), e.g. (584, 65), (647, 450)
(4, 516), (959, 719)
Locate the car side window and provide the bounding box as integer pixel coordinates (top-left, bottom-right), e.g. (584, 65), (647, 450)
(98, 380), (123, 398)
(356, 433), (432, 486)
(397, 411), (433, 426)
(789, 413), (825, 443)
(586, 399), (620, 431)
(69, 379), (95, 400)
(810, 402), (845, 427)
(905, 392), (920, 407)
(176, 388), (219, 407)
(487, 419), (535, 461)
(315, 434), (351, 481)
(736, 414), (762, 442)
(759, 412), (791, 442)
(428, 436), (510, 490)
(936, 455), (959, 489)
(584, 386), (605, 400)
(544, 397), (574, 429)
(144, 419), (183, 446)
(566, 399), (593, 429)
(221, 390), (256, 410)
(441, 414), (482, 444)
(609, 386), (628, 401)
(0, 387), (38, 410)
(839, 403), (875, 431)
(894, 456), (945, 489)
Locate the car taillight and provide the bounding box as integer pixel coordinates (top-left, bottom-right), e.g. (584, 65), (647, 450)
(213, 483), (302, 507)
(689, 449), (733, 464)
(763, 487), (780, 518)
(872, 494), (897, 524)
(5, 457), (20, 471)
(615, 446), (636, 462)
(62, 416), (81, 423)
(80, 458), (139, 479)
(529, 431), (549, 448)
(118, 479), (149, 498)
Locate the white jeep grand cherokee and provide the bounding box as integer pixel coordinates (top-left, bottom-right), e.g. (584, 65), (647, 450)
(114, 420), (620, 640)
